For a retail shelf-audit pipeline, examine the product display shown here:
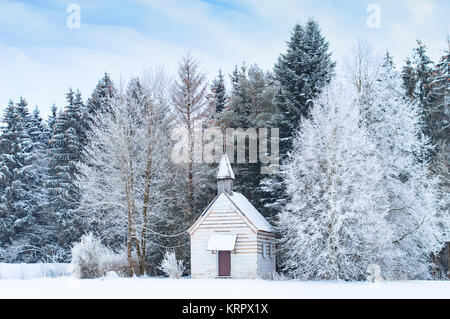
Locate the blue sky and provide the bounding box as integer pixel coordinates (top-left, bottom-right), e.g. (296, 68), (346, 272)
(0, 0), (449, 117)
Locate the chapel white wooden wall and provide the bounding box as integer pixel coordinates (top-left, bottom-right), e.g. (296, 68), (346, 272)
(190, 194), (276, 278)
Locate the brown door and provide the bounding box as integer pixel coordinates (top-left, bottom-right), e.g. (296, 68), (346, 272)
(218, 251), (231, 277)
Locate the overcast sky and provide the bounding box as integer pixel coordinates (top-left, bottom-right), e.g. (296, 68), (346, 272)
(0, 0), (449, 117)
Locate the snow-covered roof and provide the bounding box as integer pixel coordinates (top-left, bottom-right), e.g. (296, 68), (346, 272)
(226, 192), (273, 232)
(217, 154), (235, 179)
(187, 191), (274, 235)
(207, 234), (237, 250)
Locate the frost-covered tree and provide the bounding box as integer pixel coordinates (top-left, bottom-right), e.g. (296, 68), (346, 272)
(0, 99), (52, 262)
(278, 83), (395, 280)
(46, 88), (86, 258)
(26, 106), (55, 260)
(77, 71), (178, 275)
(259, 19), (335, 218)
(86, 72), (116, 119)
(366, 54), (447, 279)
(0, 101), (21, 258)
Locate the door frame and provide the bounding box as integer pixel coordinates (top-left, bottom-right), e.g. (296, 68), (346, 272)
(216, 250), (231, 278)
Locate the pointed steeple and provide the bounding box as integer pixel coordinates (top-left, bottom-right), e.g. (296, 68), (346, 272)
(217, 154), (234, 195)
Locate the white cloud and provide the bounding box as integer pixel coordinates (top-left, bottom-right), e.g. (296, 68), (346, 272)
(0, 0), (448, 118)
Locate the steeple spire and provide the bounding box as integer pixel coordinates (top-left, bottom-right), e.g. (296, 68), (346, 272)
(217, 154), (234, 195)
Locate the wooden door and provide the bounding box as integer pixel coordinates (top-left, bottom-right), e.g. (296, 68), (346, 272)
(218, 251), (231, 277)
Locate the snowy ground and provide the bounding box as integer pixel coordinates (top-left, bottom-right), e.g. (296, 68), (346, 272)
(0, 277), (449, 299)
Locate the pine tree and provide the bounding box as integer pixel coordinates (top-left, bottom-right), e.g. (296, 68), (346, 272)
(25, 106), (54, 261)
(46, 88), (85, 259)
(46, 104), (58, 145)
(413, 40), (434, 107)
(429, 42), (450, 147)
(0, 101), (18, 257)
(428, 40), (450, 277)
(0, 99), (51, 261)
(402, 58), (417, 100)
(403, 40), (436, 141)
(1, 98), (37, 261)
(259, 19), (335, 218)
(86, 72), (115, 118)
(210, 69), (227, 118)
(218, 63), (277, 203)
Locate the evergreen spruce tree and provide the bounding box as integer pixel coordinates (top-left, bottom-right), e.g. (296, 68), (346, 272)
(46, 104), (58, 145)
(25, 106), (54, 261)
(46, 89), (85, 259)
(259, 19), (335, 218)
(428, 40), (450, 277)
(0, 101), (18, 257)
(413, 40), (434, 105)
(429, 42), (450, 147)
(402, 40), (436, 142)
(402, 58), (417, 101)
(0, 99), (51, 261)
(210, 69), (227, 118)
(86, 72), (115, 118)
(216, 64), (277, 203)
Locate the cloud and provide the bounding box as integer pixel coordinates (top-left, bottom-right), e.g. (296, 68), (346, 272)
(0, 0), (448, 118)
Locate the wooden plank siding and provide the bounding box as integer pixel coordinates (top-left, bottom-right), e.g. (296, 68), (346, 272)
(189, 193), (275, 278)
(256, 231), (276, 276)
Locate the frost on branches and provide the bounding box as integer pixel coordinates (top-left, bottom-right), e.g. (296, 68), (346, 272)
(278, 77), (446, 280)
(278, 82), (394, 281)
(363, 57), (446, 279)
(76, 71), (176, 276)
(158, 250), (185, 279)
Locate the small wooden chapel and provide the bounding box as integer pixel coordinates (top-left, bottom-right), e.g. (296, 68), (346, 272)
(187, 154), (276, 278)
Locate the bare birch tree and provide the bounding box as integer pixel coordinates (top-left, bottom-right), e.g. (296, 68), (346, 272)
(77, 71), (174, 276)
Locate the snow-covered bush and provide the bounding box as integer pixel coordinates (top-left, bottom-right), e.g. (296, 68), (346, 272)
(158, 251), (185, 278)
(71, 233), (134, 279)
(71, 233), (108, 279)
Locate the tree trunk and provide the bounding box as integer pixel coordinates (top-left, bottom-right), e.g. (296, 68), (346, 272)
(139, 121), (154, 276)
(126, 190), (134, 277)
(447, 242), (450, 279)
(187, 107), (194, 216)
(430, 252), (439, 278)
